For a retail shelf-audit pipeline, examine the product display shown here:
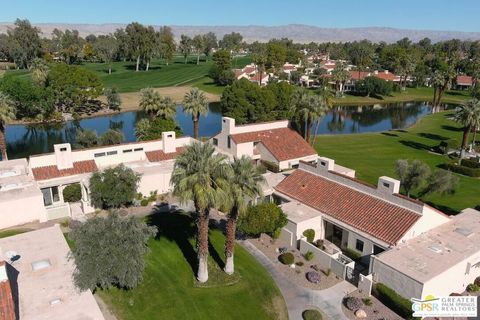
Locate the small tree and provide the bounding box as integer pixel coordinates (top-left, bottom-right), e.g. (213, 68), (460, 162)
(76, 129), (98, 148)
(357, 76), (392, 97)
(238, 203), (287, 237)
(424, 169), (459, 196)
(70, 212), (156, 291)
(105, 87), (121, 110)
(134, 117), (182, 141)
(394, 159), (431, 197)
(63, 183), (82, 202)
(99, 129), (124, 146)
(89, 164), (141, 209)
(303, 229), (315, 243)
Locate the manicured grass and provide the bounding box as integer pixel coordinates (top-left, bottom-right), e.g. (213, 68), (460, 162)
(314, 111), (480, 213)
(186, 76), (227, 95)
(334, 87), (471, 105)
(97, 211), (287, 320)
(0, 228), (31, 238)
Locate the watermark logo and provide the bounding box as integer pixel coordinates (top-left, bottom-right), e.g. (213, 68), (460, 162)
(411, 295), (477, 317)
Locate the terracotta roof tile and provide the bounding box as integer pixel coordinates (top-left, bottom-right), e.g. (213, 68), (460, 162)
(145, 147), (185, 162)
(374, 71), (396, 81)
(274, 169), (421, 245)
(350, 71), (370, 81)
(32, 160), (98, 181)
(456, 75), (473, 85)
(230, 127), (316, 162)
(0, 263), (15, 320)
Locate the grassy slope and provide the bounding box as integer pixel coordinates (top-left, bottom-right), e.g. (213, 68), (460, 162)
(314, 111), (480, 214)
(97, 212), (287, 320)
(0, 228), (31, 238)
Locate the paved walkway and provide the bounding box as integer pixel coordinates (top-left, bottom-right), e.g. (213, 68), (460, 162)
(241, 240), (356, 320)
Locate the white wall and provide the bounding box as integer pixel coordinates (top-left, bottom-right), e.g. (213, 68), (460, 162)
(296, 216), (323, 241)
(400, 206), (450, 242)
(0, 193), (47, 229)
(278, 154), (318, 170)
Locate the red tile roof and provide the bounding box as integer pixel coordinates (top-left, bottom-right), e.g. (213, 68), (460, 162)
(456, 75), (473, 86)
(243, 66), (256, 74)
(0, 263), (15, 320)
(145, 147), (185, 162)
(230, 127), (316, 162)
(274, 169), (421, 245)
(249, 73), (268, 83)
(32, 160), (98, 181)
(350, 71), (370, 81)
(374, 71), (396, 81)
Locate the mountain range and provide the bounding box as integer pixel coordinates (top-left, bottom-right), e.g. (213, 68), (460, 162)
(0, 22), (479, 43)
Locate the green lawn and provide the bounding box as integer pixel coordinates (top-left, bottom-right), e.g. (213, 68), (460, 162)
(97, 211), (287, 320)
(0, 228), (31, 238)
(314, 111), (480, 214)
(334, 87), (470, 105)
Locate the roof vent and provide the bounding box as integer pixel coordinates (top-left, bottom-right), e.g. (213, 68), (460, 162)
(50, 298), (62, 306)
(455, 227), (473, 237)
(31, 259), (51, 271)
(428, 245), (442, 254)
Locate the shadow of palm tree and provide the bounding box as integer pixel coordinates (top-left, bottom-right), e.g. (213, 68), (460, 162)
(417, 132), (449, 141)
(398, 140), (432, 151)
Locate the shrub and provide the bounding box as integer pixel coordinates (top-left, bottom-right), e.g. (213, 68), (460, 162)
(278, 252), (294, 265)
(374, 283), (414, 319)
(442, 163), (480, 177)
(474, 276), (480, 286)
(148, 190), (158, 202)
(461, 158), (480, 169)
(343, 248), (362, 261)
(344, 297), (363, 311)
(260, 160), (280, 173)
(238, 203), (288, 237)
(314, 239), (326, 250)
(362, 298), (372, 306)
(140, 199), (149, 206)
(302, 309), (322, 320)
(306, 271), (321, 284)
(296, 261), (304, 267)
(467, 283), (480, 292)
(272, 228), (282, 240)
(304, 251), (314, 261)
(99, 129), (124, 146)
(63, 183), (82, 202)
(76, 129), (98, 148)
(303, 229), (315, 243)
(437, 139), (459, 154)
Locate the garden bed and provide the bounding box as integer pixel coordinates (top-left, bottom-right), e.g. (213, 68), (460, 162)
(250, 235), (341, 290)
(342, 290), (403, 320)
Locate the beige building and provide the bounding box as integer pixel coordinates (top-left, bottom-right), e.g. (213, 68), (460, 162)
(210, 117), (318, 171)
(0, 225), (105, 320)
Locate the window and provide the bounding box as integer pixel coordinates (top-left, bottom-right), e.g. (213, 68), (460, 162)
(373, 245), (384, 255)
(60, 147), (67, 151)
(134, 147), (144, 152)
(212, 138), (218, 146)
(123, 149), (133, 153)
(41, 186), (60, 206)
(355, 239), (364, 252)
(227, 137), (231, 149)
(383, 182), (390, 188)
(107, 151), (118, 156)
(94, 152), (106, 158)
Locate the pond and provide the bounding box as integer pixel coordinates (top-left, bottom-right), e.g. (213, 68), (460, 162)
(6, 101), (450, 159)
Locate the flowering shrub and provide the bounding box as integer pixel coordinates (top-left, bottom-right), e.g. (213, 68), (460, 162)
(344, 297), (363, 311)
(306, 271), (321, 284)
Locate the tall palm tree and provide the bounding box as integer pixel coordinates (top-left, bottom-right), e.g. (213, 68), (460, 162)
(0, 93), (16, 161)
(170, 142), (232, 283)
(183, 88), (208, 139)
(157, 96), (176, 120)
(454, 99), (480, 153)
(139, 88), (176, 119)
(292, 88), (328, 143)
(331, 62), (350, 96)
(224, 156), (264, 275)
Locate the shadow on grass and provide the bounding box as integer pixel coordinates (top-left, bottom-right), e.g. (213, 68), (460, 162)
(417, 132), (449, 141)
(124, 64), (163, 71)
(423, 200), (459, 215)
(398, 140), (432, 151)
(441, 125), (463, 132)
(381, 132), (398, 137)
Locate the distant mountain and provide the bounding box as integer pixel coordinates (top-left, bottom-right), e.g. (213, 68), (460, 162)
(0, 22), (479, 43)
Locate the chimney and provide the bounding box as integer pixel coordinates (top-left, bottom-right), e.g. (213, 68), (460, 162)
(316, 157), (335, 174)
(221, 117), (236, 135)
(54, 143), (73, 170)
(0, 261), (16, 320)
(378, 176), (400, 194)
(162, 131), (176, 154)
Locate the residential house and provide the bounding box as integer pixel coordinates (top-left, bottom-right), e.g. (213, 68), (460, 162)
(0, 225), (105, 320)
(210, 117), (318, 171)
(456, 75), (474, 90)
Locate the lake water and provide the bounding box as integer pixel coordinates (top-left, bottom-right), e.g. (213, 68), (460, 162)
(6, 101), (447, 159)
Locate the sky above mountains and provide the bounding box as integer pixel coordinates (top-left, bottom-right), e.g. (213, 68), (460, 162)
(1, 0), (479, 32)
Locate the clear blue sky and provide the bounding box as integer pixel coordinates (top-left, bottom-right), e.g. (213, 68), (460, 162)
(1, 0), (479, 32)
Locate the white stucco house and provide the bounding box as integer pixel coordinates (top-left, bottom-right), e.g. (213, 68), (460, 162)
(210, 117), (318, 171)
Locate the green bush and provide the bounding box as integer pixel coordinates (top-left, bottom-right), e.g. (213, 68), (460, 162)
(375, 283), (415, 320)
(302, 309), (322, 320)
(467, 283), (480, 292)
(461, 158), (480, 169)
(437, 139), (459, 154)
(272, 228), (282, 240)
(303, 229), (315, 243)
(362, 298), (372, 306)
(260, 160), (280, 173)
(238, 203), (287, 237)
(278, 252), (294, 265)
(443, 163), (480, 177)
(63, 183), (82, 202)
(304, 251), (314, 261)
(343, 248), (362, 261)
(295, 261), (304, 267)
(474, 276), (480, 286)
(140, 199), (149, 207)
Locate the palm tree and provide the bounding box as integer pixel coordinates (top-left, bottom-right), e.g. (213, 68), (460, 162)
(170, 142), (231, 283)
(331, 62), (350, 96)
(30, 58), (49, 87)
(0, 93), (16, 161)
(183, 88), (208, 139)
(292, 88), (328, 143)
(157, 96), (176, 120)
(134, 118), (151, 141)
(139, 88), (176, 119)
(224, 156), (264, 275)
(454, 99), (480, 153)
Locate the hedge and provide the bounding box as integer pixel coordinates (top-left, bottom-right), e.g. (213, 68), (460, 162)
(443, 163), (480, 177)
(461, 158), (480, 169)
(374, 283), (416, 320)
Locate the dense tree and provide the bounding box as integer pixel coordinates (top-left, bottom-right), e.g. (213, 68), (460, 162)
(52, 28), (83, 64)
(157, 26), (175, 65)
(70, 212), (156, 291)
(183, 88), (208, 139)
(394, 159), (431, 197)
(75, 129), (98, 148)
(135, 117), (182, 141)
(348, 40), (374, 79)
(238, 203), (287, 238)
(94, 35), (119, 74)
(89, 164), (141, 209)
(202, 32), (218, 60)
(0, 92), (15, 160)
(104, 87), (121, 110)
(171, 142), (231, 283)
(219, 32), (243, 52)
(454, 99), (480, 152)
(114, 28), (129, 61)
(192, 35), (205, 65)
(224, 156), (264, 274)
(125, 22), (147, 72)
(178, 35), (192, 64)
(142, 26), (157, 71)
(357, 76), (393, 97)
(209, 50), (234, 85)
(6, 19), (41, 68)
(266, 41), (287, 72)
(99, 129), (124, 146)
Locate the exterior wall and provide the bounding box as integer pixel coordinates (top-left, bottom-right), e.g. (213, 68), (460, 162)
(279, 228), (294, 247)
(296, 216), (323, 241)
(299, 239), (339, 271)
(278, 154), (318, 170)
(371, 255), (424, 300)
(358, 274), (373, 296)
(346, 229), (384, 264)
(235, 141), (254, 158)
(256, 143), (277, 164)
(137, 169), (173, 196)
(400, 206), (450, 242)
(284, 221), (298, 242)
(0, 193), (47, 229)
